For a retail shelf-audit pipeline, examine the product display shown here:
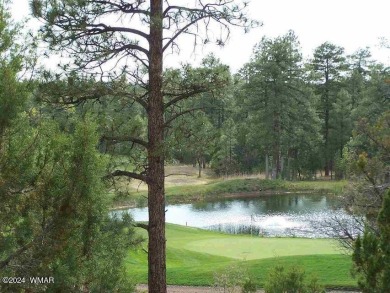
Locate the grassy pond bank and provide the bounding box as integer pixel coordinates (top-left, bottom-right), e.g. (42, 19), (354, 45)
(112, 166), (355, 289)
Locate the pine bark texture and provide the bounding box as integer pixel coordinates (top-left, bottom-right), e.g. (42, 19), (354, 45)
(148, 1), (166, 292)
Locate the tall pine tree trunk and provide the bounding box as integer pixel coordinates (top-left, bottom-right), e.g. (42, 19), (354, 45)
(324, 106), (330, 177)
(287, 156), (291, 180)
(273, 111), (281, 179)
(148, 1), (166, 292)
(198, 157), (202, 178)
(324, 71), (330, 177)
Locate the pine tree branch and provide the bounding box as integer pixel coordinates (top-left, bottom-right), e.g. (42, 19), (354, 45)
(111, 43), (150, 59)
(94, 0), (150, 15)
(85, 23), (149, 40)
(105, 170), (147, 182)
(102, 135), (148, 148)
(163, 88), (207, 109)
(134, 222), (149, 231)
(113, 91), (148, 110)
(164, 107), (204, 127)
(0, 242), (33, 269)
(162, 15), (208, 52)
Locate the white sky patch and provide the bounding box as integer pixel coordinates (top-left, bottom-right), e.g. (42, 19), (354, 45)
(10, 0), (390, 73)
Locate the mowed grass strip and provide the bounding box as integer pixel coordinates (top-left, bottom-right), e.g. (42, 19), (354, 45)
(183, 237), (342, 260)
(245, 254), (354, 288)
(165, 224), (343, 260)
(125, 224), (357, 288)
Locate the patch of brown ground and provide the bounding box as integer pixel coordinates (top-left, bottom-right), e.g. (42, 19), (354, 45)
(126, 165), (215, 192)
(126, 165), (266, 191)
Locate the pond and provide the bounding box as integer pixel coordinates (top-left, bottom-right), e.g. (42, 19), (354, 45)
(114, 194), (355, 238)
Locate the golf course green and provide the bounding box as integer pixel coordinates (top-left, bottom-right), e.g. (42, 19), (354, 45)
(125, 224), (357, 288)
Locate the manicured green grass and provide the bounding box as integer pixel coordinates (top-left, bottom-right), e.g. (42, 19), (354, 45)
(125, 224), (357, 288)
(285, 180), (347, 195)
(184, 237), (342, 260)
(245, 254), (354, 288)
(165, 224), (343, 260)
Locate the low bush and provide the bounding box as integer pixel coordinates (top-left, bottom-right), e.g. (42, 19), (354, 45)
(264, 265), (325, 293)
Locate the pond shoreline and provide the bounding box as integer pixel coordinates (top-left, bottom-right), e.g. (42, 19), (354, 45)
(114, 192), (347, 238)
(110, 188), (336, 210)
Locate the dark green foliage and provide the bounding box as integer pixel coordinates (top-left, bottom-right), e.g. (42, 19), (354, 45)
(0, 5), (140, 289)
(342, 110), (390, 218)
(241, 277), (257, 293)
(352, 189), (390, 292)
(210, 118), (240, 176)
(264, 265), (324, 293)
(351, 63), (390, 124)
(0, 5), (27, 137)
(0, 117), (140, 292)
(27, 1), (389, 185)
(352, 233), (382, 292)
(237, 31), (321, 179)
(379, 191), (390, 292)
(165, 55), (234, 173)
(309, 42), (347, 177)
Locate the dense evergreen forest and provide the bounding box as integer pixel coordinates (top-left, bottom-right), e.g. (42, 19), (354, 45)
(37, 33), (389, 182)
(0, 0), (389, 292)
(73, 32), (390, 184)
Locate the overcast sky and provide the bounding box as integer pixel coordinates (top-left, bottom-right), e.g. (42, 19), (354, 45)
(11, 0), (390, 73)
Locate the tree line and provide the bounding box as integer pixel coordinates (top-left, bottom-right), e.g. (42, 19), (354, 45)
(171, 32), (389, 182)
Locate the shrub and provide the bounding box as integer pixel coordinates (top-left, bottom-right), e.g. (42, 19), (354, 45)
(264, 265), (324, 293)
(241, 277), (257, 293)
(214, 264), (257, 293)
(214, 264), (244, 292)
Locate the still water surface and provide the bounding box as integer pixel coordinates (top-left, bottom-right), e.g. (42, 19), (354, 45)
(115, 194), (353, 238)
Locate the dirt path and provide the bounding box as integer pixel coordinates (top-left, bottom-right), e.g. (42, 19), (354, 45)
(136, 284), (360, 293)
